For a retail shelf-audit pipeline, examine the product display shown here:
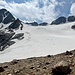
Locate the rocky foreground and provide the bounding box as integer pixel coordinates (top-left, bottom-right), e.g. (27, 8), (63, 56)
(0, 50), (75, 75)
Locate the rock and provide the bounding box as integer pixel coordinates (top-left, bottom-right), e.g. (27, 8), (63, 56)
(68, 16), (75, 22)
(47, 55), (51, 58)
(45, 62), (50, 65)
(71, 25), (75, 29)
(12, 33), (24, 40)
(0, 9), (15, 24)
(11, 59), (18, 65)
(51, 16), (66, 25)
(0, 67), (5, 72)
(8, 18), (23, 30)
(30, 67), (35, 69)
(26, 22), (38, 26)
(0, 31), (15, 51)
(52, 61), (71, 75)
(3, 65), (8, 68)
(39, 22), (48, 26)
(65, 51), (72, 55)
(7, 41), (15, 46)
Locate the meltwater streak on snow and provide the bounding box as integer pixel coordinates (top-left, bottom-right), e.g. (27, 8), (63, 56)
(0, 22), (75, 63)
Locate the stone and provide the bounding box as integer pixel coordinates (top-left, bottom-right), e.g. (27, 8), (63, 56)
(47, 55), (51, 58)
(0, 67), (5, 72)
(52, 61), (71, 75)
(65, 51), (72, 55)
(11, 59), (18, 65)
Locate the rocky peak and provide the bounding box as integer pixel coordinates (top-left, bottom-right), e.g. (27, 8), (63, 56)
(67, 16), (75, 22)
(0, 9), (15, 24)
(51, 16), (66, 25)
(8, 18), (23, 30)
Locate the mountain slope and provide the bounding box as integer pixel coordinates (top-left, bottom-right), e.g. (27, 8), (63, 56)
(0, 22), (75, 63)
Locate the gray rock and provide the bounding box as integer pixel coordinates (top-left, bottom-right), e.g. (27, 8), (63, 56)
(51, 17), (66, 25)
(52, 61), (71, 75)
(71, 25), (75, 29)
(8, 18), (23, 30)
(0, 9), (15, 24)
(0, 31), (15, 51)
(12, 33), (24, 40)
(68, 16), (75, 22)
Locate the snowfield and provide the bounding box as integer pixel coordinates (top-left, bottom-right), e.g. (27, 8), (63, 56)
(0, 22), (75, 63)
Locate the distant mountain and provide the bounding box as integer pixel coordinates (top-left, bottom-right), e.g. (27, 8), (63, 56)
(0, 9), (15, 24)
(0, 9), (24, 51)
(51, 16), (75, 25)
(26, 22), (48, 26)
(67, 16), (75, 22)
(8, 18), (23, 30)
(39, 22), (48, 26)
(51, 16), (66, 25)
(26, 22), (38, 26)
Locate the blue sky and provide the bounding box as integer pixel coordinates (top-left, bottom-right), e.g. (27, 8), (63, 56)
(6, 0), (25, 3)
(0, 0), (75, 23)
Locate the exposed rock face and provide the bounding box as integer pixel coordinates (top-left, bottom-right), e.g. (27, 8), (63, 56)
(26, 22), (48, 26)
(26, 22), (38, 26)
(0, 9), (15, 24)
(52, 61), (71, 75)
(0, 9), (24, 51)
(8, 18), (23, 30)
(12, 33), (24, 40)
(0, 30), (15, 51)
(51, 17), (66, 25)
(39, 22), (48, 26)
(68, 16), (75, 22)
(71, 25), (75, 29)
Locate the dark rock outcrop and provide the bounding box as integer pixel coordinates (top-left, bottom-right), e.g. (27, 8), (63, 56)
(51, 17), (66, 25)
(0, 9), (15, 24)
(68, 16), (75, 22)
(0, 30), (15, 51)
(65, 51), (72, 55)
(52, 61), (71, 75)
(71, 24), (75, 29)
(12, 33), (24, 40)
(8, 18), (23, 30)
(39, 22), (48, 26)
(26, 22), (38, 26)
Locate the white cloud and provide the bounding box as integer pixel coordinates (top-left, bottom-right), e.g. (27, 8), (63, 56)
(58, 1), (66, 7)
(0, 0), (59, 23)
(70, 3), (75, 16)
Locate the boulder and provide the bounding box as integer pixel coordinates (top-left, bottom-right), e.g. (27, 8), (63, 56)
(51, 17), (66, 25)
(52, 61), (71, 75)
(0, 67), (5, 72)
(65, 51), (72, 55)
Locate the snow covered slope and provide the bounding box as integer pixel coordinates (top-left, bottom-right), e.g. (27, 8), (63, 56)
(0, 22), (75, 63)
